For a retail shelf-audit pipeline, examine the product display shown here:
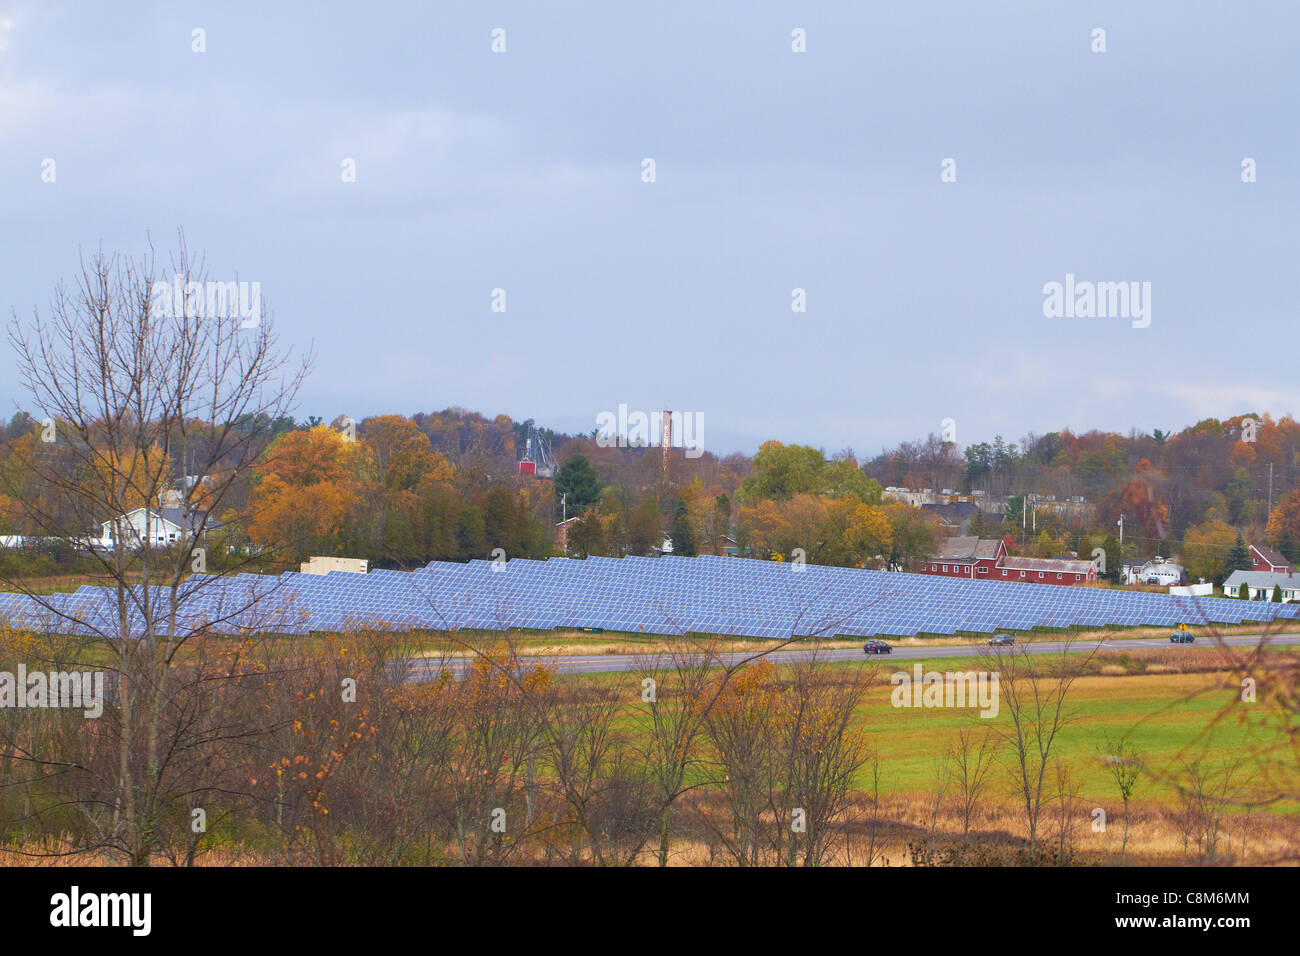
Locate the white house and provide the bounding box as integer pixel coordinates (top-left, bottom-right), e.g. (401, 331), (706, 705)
(1223, 570), (1300, 603)
(95, 508), (206, 549)
(1125, 557), (1184, 587)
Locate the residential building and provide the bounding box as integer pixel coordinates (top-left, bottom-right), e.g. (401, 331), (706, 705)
(1223, 570), (1300, 602)
(720, 534), (751, 557)
(94, 507), (207, 549)
(1249, 544), (1294, 575)
(921, 500), (981, 534)
(1132, 558), (1185, 587)
(883, 487), (937, 507)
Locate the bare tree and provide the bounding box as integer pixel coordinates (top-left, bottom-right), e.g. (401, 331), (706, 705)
(1099, 733), (1142, 865)
(700, 657), (779, 866)
(1048, 757), (1082, 863)
(628, 577), (889, 866)
(978, 638), (1094, 861)
(773, 656), (874, 866)
(3, 233), (311, 864)
(924, 753), (951, 841)
(861, 747), (888, 867)
(950, 726), (996, 842)
(1171, 757), (1247, 864)
(634, 636), (730, 867)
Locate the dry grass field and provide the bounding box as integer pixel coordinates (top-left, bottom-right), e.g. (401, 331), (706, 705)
(0, 620), (1294, 866)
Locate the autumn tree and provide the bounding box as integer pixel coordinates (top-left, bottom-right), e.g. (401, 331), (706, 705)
(823, 497), (893, 567)
(738, 442), (881, 505)
(884, 502), (940, 570)
(1121, 459), (1170, 542)
(1182, 516), (1236, 584)
(772, 658), (874, 866)
(1266, 490), (1300, 557)
(701, 659), (779, 865)
(247, 426), (357, 562)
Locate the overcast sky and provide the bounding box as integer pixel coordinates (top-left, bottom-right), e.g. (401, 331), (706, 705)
(1, 2), (1295, 456)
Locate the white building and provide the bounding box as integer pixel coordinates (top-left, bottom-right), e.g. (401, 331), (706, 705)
(300, 556), (369, 575)
(1124, 557), (1184, 587)
(1223, 570), (1300, 602)
(95, 507), (206, 549)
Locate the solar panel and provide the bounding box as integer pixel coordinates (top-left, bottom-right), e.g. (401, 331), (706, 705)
(3, 554), (1298, 639)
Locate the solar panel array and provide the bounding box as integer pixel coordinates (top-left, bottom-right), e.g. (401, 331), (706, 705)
(1, 554), (1298, 640)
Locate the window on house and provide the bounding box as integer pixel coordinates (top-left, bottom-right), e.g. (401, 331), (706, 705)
(1056, 573), (1062, 579)
(1074, 574), (1081, 580)
(1002, 570), (1007, 576)
(979, 567), (987, 574)
(1038, 572), (1045, 578)
(942, 565), (948, 572)
(1019, 571), (1025, 578)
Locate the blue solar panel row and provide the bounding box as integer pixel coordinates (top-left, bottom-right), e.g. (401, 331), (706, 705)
(1, 555), (1298, 640)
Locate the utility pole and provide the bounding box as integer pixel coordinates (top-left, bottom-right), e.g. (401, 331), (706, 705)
(1268, 462), (1274, 517)
(1116, 514), (1124, 582)
(561, 492), (567, 523)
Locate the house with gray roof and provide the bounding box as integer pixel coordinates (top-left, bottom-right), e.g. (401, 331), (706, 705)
(94, 507), (209, 549)
(1223, 569), (1300, 602)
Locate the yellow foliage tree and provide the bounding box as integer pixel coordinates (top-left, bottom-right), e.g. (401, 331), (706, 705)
(247, 427), (358, 559)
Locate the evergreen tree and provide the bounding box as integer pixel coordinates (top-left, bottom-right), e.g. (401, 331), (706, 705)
(1225, 533), (1252, 575)
(670, 501), (697, 557)
(1101, 533), (1122, 584)
(1005, 495), (1026, 527)
(554, 454), (602, 518)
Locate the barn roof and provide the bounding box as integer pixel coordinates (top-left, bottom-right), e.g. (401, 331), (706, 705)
(999, 556), (1095, 574)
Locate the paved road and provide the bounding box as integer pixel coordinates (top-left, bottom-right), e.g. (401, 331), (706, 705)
(398, 631), (1300, 681)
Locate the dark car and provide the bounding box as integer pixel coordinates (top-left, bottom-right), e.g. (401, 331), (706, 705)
(988, 633), (1015, 646)
(1170, 631), (1195, 644)
(863, 640), (893, 655)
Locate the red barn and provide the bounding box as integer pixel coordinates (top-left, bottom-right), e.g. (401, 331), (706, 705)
(994, 556), (1098, 585)
(917, 536), (1006, 579)
(918, 536), (1098, 585)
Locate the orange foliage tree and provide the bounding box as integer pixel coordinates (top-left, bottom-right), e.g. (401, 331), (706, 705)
(247, 426), (358, 560)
